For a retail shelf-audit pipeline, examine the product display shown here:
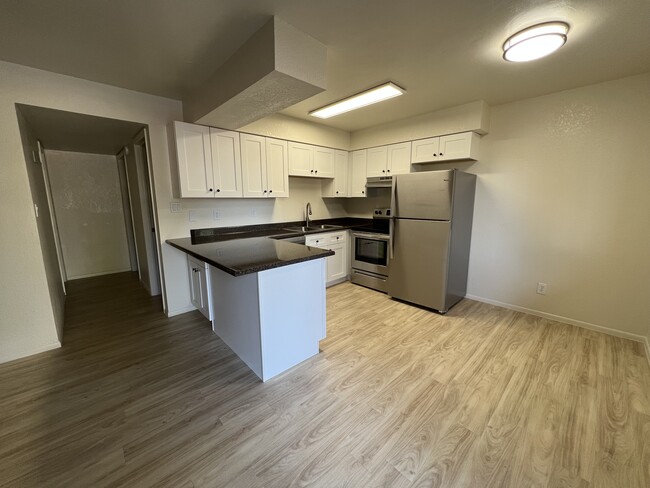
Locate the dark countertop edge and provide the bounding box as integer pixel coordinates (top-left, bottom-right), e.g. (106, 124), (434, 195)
(166, 239), (334, 277)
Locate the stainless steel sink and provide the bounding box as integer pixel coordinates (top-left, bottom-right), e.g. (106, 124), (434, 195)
(282, 224), (343, 233)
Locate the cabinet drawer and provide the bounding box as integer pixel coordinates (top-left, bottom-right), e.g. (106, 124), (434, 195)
(305, 235), (327, 247)
(325, 232), (346, 245)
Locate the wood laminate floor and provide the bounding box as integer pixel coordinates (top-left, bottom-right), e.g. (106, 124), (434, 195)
(1, 272), (649, 487)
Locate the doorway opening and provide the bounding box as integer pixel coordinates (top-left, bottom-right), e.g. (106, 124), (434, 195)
(16, 104), (165, 340)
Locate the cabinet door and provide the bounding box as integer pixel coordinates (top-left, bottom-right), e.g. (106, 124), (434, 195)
(240, 134), (267, 198)
(350, 150), (367, 197)
(313, 147), (335, 178)
(210, 129), (243, 197)
(198, 267), (211, 320)
(334, 150), (348, 196)
(438, 132), (478, 161)
(327, 243), (346, 284)
(387, 142), (412, 175)
(288, 142), (314, 176)
(366, 146), (388, 177)
(266, 138), (289, 198)
(174, 121), (214, 198)
(411, 137), (440, 163)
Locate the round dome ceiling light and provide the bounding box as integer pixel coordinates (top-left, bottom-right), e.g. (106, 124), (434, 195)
(503, 21), (569, 62)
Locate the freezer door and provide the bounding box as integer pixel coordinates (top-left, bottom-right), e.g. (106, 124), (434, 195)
(393, 170), (454, 220)
(387, 219), (451, 311)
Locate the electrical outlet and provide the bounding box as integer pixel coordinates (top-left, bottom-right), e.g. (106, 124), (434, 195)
(250, 208), (257, 217)
(536, 282), (547, 295)
(213, 209), (221, 220)
(189, 210), (198, 222)
(170, 202), (182, 213)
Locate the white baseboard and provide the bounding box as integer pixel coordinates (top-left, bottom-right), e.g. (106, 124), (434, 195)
(0, 340), (61, 365)
(465, 294), (646, 343)
(167, 305), (197, 318)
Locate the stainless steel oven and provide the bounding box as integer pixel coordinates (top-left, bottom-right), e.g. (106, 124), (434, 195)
(351, 231), (390, 292)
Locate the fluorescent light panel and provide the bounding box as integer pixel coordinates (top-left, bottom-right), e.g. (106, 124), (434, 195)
(503, 21), (569, 62)
(310, 82), (405, 119)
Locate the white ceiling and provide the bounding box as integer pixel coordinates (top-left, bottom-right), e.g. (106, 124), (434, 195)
(2, 0), (650, 132)
(18, 105), (144, 155)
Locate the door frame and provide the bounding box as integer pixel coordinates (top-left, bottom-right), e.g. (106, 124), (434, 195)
(133, 128), (166, 309)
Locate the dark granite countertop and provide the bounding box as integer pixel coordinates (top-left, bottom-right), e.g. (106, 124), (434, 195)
(188, 217), (373, 243)
(166, 218), (373, 276)
(167, 236), (334, 276)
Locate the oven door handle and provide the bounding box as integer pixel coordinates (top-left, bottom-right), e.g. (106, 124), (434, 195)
(352, 232), (390, 241)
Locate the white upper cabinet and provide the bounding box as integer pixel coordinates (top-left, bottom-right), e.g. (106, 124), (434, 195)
(288, 142), (335, 178)
(350, 150), (367, 197)
(265, 138), (289, 198)
(288, 142), (313, 177)
(174, 122), (242, 198)
(411, 137), (441, 163)
(174, 121), (214, 198)
(313, 147), (335, 178)
(322, 150), (348, 198)
(366, 142), (411, 177)
(439, 132), (479, 161)
(240, 133), (267, 198)
(411, 132), (479, 164)
(386, 142), (412, 175)
(241, 135), (289, 198)
(366, 146), (388, 178)
(209, 129), (243, 197)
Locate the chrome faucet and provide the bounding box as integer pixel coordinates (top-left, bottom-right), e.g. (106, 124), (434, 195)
(305, 202), (312, 227)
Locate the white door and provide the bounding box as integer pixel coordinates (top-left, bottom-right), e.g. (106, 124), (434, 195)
(439, 132), (473, 161)
(210, 129), (242, 197)
(334, 150), (348, 196)
(188, 259), (202, 309)
(366, 146), (388, 177)
(387, 142), (412, 175)
(266, 138), (289, 198)
(174, 121), (214, 198)
(313, 146), (335, 178)
(350, 150), (367, 197)
(411, 137), (440, 163)
(240, 133), (267, 198)
(288, 142), (313, 176)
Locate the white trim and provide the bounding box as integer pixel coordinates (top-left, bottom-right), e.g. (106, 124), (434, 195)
(0, 341), (61, 365)
(67, 268), (133, 280)
(465, 294), (646, 343)
(166, 305), (197, 318)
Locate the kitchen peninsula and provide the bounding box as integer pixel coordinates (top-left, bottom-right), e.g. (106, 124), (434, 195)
(167, 233), (334, 381)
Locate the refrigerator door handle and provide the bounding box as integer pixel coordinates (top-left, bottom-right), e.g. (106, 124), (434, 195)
(389, 218), (394, 259)
(390, 177), (397, 217)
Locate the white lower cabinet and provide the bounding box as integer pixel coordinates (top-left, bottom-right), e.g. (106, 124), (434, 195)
(187, 255), (211, 320)
(305, 231), (348, 286)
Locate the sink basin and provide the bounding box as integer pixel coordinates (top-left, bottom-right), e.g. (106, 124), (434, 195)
(282, 224), (343, 233)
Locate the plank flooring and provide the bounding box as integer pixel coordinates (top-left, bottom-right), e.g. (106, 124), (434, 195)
(1, 271), (649, 487)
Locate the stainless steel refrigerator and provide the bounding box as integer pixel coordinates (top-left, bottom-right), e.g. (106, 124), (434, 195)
(387, 169), (476, 313)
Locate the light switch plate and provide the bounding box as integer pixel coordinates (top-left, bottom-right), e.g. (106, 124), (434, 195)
(189, 210), (199, 222)
(170, 202), (182, 213)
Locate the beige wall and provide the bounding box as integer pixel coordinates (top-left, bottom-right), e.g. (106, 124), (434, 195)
(0, 60), (182, 364)
(467, 72), (650, 340)
(46, 150), (131, 279)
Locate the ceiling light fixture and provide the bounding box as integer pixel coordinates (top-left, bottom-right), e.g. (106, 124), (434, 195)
(309, 82), (405, 119)
(503, 21), (569, 62)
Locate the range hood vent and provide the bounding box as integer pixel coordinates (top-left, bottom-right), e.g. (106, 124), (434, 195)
(366, 176), (393, 188)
